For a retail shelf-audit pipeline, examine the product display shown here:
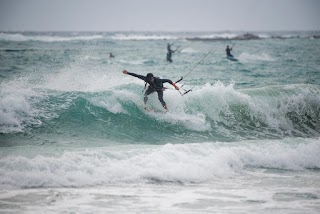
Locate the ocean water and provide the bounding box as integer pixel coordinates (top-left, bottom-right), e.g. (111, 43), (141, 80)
(0, 31), (320, 213)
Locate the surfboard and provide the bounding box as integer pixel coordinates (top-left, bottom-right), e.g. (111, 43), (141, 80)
(143, 106), (167, 113)
(227, 55), (239, 61)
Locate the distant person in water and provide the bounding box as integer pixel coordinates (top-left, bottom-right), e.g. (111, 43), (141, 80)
(166, 43), (177, 63)
(167, 42), (174, 52)
(226, 45), (233, 57)
(122, 70), (179, 110)
(109, 53), (115, 58)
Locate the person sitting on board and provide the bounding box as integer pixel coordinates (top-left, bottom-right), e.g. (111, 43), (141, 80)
(226, 45), (233, 57)
(122, 70), (179, 110)
(109, 52), (115, 58)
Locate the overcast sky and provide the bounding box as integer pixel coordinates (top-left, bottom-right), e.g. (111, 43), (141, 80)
(0, 0), (319, 31)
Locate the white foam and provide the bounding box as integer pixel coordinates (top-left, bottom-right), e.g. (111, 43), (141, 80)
(180, 47), (199, 53)
(197, 33), (239, 39)
(1, 138), (319, 189)
(0, 79), (43, 133)
(136, 86), (212, 132)
(186, 82), (234, 120)
(43, 60), (124, 92)
(0, 33), (103, 42)
(238, 52), (275, 62)
(115, 59), (149, 65)
(175, 82), (320, 135)
(88, 96), (127, 114)
(110, 33), (179, 41)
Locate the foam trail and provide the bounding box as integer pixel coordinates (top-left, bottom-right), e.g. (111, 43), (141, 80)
(238, 52), (275, 62)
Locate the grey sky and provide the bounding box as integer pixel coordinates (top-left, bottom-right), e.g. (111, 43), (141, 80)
(0, 0), (319, 31)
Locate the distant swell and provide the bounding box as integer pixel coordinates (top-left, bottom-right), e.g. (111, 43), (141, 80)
(0, 32), (103, 42)
(1, 31), (319, 42)
(186, 33), (261, 41)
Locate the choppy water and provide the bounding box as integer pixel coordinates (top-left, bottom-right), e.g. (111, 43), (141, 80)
(0, 31), (320, 213)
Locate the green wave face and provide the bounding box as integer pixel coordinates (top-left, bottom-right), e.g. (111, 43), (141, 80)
(2, 82), (319, 146)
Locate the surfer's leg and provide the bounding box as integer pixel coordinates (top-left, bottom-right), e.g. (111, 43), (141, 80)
(157, 91), (167, 109)
(144, 87), (154, 105)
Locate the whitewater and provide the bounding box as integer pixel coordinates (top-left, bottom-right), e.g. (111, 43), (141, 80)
(0, 31), (320, 213)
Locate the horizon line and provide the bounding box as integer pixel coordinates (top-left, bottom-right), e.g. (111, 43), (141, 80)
(1, 29), (320, 33)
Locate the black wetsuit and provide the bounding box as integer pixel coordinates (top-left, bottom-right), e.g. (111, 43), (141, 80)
(226, 47), (233, 57)
(166, 52), (173, 63)
(166, 44), (175, 63)
(127, 72), (174, 107)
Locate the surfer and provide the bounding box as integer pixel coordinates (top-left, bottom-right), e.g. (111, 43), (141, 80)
(226, 45), (233, 57)
(122, 70), (179, 110)
(166, 43), (177, 63)
(109, 52), (115, 58)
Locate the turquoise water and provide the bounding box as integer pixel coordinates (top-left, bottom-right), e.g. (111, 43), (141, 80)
(0, 31), (320, 213)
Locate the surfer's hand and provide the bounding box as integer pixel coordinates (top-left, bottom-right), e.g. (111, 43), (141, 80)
(123, 70), (128, 74)
(173, 83), (179, 90)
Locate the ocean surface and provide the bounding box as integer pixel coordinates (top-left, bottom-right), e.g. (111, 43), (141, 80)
(0, 31), (320, 213)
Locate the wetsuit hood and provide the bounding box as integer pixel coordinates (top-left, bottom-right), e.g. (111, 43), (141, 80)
(146, 73), (154, 81)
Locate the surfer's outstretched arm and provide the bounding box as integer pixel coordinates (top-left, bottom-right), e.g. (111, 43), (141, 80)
(161, 79), (179, 90)
(122, 70), (147, 81)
